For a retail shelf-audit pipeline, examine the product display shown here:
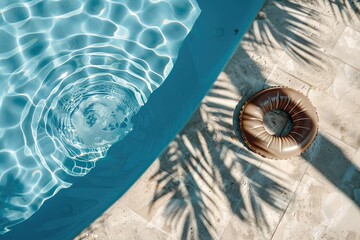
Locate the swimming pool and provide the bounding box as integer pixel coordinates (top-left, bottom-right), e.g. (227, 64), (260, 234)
(1, 0), (264, 239)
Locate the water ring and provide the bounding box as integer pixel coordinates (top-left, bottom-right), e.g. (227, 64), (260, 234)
(239, 87), (318, 159)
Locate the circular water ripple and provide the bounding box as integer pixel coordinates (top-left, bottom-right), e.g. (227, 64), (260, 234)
(0, 0), (200, 234)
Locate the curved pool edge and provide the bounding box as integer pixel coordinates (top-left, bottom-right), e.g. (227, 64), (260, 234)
(4, 0), (265, 239)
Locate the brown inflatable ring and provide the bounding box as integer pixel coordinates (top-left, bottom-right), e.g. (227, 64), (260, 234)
(239, 87), (318, 159)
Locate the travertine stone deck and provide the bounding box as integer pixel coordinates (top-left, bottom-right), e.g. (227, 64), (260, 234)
(77, 1), (360, 239)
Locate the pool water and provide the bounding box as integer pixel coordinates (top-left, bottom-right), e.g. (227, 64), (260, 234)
(1, 0), (264, 238)
(0, 0), (200, 234)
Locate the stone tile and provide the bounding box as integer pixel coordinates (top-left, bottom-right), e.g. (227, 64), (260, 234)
(325, 0), (358, 20)
(181, 145), (263, 201)
(308, 0), (358, 25)
(151, 139), (193, 182)
(261, 156), (308, 184)
(127, 124), (248, 239)
(272, 3), (352, 90)
(272, 174), (360, 240)
(349, 12), (360, 32)
(347, 0), (360, 31)
(237, 0), (301, 80)
(265, 2), (344, 87)
(236, 39), (284, 81)
(223, 59), (266, 99)
(221, 161), (300, 240)
(259, 0), (309, 40)
(119, 160), (175, 223)
(305, 134), (360, 204)
(146, 122), (265, 240)
(284, 4), (347, 51)
(205, 73), (241, 112)
(323, 59), (360, 113)
(305, 12), (346, 50)
(221, 214), (268, 240)
(159, 90), (265, 201)
(331, 26), (360, 70)
(203, 74), (244, 140)
(266, 66), (311, 95)
(308, 88), (360, 149)
(75, 203), (170, 240)
(301, 131), (323, 160)
(277, 46), (337, 89)
(148, 179), (239, 240)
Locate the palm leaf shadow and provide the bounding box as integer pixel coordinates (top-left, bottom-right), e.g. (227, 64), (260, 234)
(149, 72), (292, 239)
(245, 0), (359, 69)
(148, 0), (360, 239)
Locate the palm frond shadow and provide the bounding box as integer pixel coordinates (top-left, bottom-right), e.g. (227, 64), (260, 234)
(148, 0), (360, 239)
(149, 72), (293, 238)
(245, 0), (359, 70)
(316, 0), (359, 20)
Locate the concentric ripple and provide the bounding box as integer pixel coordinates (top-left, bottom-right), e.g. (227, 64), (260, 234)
(0, 0), (200, 234)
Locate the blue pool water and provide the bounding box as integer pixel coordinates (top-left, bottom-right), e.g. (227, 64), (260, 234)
(0, 0), (200, 234)
(1, 0), (264, 239)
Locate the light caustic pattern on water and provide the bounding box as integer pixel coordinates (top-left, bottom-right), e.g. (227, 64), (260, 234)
(0, 0), (200, 234)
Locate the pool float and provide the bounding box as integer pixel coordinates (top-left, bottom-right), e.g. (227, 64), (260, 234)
(239, 87), (318, 159)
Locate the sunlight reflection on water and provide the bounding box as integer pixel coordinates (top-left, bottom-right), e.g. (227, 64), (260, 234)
(0, 0), (200, 234)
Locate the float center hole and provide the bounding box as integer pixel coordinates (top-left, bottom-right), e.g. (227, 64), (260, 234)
(263, 109), (293, 137)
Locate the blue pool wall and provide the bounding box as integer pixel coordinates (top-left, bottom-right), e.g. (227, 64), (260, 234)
(4, 0), (264, 239)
